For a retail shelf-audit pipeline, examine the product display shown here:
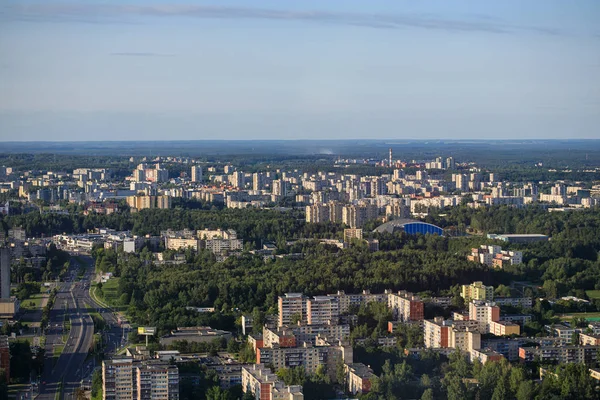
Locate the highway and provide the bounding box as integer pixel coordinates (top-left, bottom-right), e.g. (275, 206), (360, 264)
(36, 254), (123, 400)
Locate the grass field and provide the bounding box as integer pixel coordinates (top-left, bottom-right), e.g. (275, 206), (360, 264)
(100, 278), (120, 305)
(586, 290), (600, 300)
(559, 312), (600, 322)
(53, 344), (65, 367)
(20, 293), (47, 311)
(94, 278), (128, 311)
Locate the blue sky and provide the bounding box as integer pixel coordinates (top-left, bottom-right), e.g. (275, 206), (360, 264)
(0, 0), (598, 141)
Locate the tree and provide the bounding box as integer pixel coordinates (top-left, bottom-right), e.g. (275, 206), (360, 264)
(515, 381), (534, 400)
(206, 386), (229, 400)
(421, 388), (434, 400)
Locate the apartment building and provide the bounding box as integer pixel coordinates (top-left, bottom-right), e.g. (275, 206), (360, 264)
(191, 165), (203, 182)
(241, 364), (304, 400)
(103, 358), (179, 400)
(103, 358), (136, 400)
(306, 296), (340, 325)
(519, 345), (600, 364)
(488, 321), (520, 336)
(257, 338), (351, 381)
(493, 297), (533, 309)
(127, 195), (171, 211)
(305, 204), (330, 224)
(424, 318), (481, 349)
(278, 293), (307, 327)
(136, 364), (179, 400)
(290, 323), (350, 344)
(345, 363), (375, 395)
(387, 291), (425, 322)
(343, 228), (363, 243)
(326, 290), (387, 314)
(579, 333), (600, 346)
(164, 237), (200, 251)
(468, 301), (500, 325)
(461, 281), (494, 303)
(341, 203), (378, 228)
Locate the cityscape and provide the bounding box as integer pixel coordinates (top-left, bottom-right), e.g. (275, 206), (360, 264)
(0, 142), (599, 399)
(2, 0), (600, 399)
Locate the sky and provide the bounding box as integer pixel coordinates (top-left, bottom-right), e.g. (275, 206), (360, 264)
(0, 0), (599, 141)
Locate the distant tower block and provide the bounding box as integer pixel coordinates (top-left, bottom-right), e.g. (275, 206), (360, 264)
(389, 148), (393, 167)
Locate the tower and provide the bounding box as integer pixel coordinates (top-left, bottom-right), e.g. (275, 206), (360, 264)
(389, 148), (393, 167)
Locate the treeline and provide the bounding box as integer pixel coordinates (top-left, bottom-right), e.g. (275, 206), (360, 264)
(1, 208), (342, 247)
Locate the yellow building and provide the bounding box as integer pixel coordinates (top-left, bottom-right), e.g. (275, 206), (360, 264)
(127, 195), (171, 211)
(461, 281), (494, 302)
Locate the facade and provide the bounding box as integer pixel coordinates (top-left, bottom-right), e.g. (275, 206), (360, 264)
(103, 358), (179, 400)
(164, 237), (200, 251)
(461, 282), (494, 303)
(127, 195), (171, 210)
(493, 297), (533, 309)
(387, 291), (425, 322)
(306, 296), (340, 325)
(343, 228), (363, 243)
(341, 204), (379, 228)
(519, 345), (600, 364)
(103, 358), (135, 400)
(278, 293), (307, 327)
(345, 363), (375, 395)
(579, 333), (600, 346)
(191, 166), (203, 182)
(136, 364), (179, 400)
(241, 364), (304, 400)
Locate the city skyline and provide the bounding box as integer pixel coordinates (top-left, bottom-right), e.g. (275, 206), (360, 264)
(1, 0), (599, 141)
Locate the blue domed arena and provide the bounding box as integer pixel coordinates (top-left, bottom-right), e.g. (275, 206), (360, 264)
(373, 218), (444, 236)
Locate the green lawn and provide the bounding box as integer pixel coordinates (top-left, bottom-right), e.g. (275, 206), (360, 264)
(53, 344), (65, 367)
(559, 312), (600, 321)
(586, 290), (600, 300)
(95, 278), (128, 311)
(100, 278), (120, 305)
(20, 293), (47, 311)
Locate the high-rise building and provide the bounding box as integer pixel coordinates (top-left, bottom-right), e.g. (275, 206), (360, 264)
(127, 195), (171, 211)
(103, 358), (135, 400)
(103, 358), (179, 400)
(306, 296), (339, 325)
(343, 228), (363, 243)
(305, 204), (330, 224)
(272, 179), (289, 197)
(387, 291), (424, 322)
(252, 172), (264, 191)
(191, 165), (203, 182)
(461, 282), (494, 303)
(229, 171), (245, 189)
(342, 204), (378, 228)
(278, 293), (307, 327)
(241, 364), (304, 400)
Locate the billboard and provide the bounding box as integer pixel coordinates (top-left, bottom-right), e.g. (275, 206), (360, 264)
(137, 326), (156, 335)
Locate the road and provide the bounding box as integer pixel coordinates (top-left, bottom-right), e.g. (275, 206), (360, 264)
(37, 254), (123, 400)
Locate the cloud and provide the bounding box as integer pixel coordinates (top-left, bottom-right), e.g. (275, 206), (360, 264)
(110, 52), (174, 57)
(0, 3), (563, 36)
